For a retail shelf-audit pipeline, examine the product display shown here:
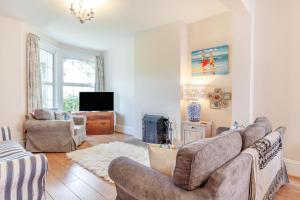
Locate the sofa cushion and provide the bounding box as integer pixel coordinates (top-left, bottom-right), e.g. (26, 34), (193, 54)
(239, 117), (272, 150)
(173, 132), (242, 190)
(34, 109), (55, 120)
(253, 117), (272, 134)
(239, 127), (264, 150)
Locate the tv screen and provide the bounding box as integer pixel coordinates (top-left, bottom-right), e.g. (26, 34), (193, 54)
(79, 92), (114, 111)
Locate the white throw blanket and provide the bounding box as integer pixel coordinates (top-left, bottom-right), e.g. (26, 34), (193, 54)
(242, 131), (283, 200)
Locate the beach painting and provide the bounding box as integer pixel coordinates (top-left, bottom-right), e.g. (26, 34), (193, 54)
(191, 45), (229, 76)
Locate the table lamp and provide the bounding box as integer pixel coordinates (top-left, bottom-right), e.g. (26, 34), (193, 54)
(182, 85), (206, 122)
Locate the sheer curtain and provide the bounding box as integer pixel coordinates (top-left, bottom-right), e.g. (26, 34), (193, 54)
(95, 55), (105, 92)
(26, 33), (42, 112)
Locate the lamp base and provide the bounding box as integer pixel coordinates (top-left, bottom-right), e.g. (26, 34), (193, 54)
(187, 102), (201, 122)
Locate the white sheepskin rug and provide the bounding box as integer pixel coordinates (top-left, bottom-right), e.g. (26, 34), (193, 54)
(67, 141), (150, 182)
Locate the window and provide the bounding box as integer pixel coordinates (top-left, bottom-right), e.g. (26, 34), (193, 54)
(63, 59), (96, 112)
(39, 43), (97, 112)
(40, 49), (55, 109)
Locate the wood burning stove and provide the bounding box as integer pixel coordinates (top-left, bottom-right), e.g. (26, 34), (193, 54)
(142, 115), (169, 144)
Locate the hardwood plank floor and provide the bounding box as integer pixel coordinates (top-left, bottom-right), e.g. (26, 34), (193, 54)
(45, 133), (300, 200)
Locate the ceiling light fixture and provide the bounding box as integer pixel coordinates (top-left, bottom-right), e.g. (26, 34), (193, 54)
(70, 0), (94, 24)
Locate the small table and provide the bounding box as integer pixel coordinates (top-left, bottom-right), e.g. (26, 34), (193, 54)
(181, 121), (212, 145)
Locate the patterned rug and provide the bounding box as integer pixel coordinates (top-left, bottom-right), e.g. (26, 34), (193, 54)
(67, 141), (150, 182)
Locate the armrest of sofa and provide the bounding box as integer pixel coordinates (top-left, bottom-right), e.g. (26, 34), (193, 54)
(109, 157), (204, 200)
(25, 119), (73, 132)
(0, 154), (48, 199)
(72, 115), (87, 126)
(216, 127), (230, 135)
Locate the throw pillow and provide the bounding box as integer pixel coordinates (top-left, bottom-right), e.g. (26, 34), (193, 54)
(148, 144), (178, 177)
(34, 109), (55, 120)
(239, 126), (265, 150)
(253, 116), (272, 134)
(64, 112), (72, 120)
(54, 112), (65, 120)
(239, 117), (272, 150)
(230, 121), (244, 130)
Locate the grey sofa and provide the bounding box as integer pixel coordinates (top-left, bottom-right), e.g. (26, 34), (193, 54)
(0, 126), (48, 200)
(25, 109), (87, 152)
(109, 117), (288, 200)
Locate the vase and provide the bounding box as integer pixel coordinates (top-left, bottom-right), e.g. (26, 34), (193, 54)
(187, 102), (201, 122)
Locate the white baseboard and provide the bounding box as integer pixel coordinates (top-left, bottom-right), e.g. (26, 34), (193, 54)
(284, 158), (300, 177)
(115, 124), (135, 135)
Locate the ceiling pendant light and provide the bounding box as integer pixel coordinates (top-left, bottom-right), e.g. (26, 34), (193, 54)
(70, 0), (94, 24)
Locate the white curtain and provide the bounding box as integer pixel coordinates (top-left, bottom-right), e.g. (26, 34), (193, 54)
(95, 55), (105, 92)
(26, 33), (42, 112)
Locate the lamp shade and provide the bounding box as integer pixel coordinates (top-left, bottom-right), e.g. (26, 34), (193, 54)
(182, 85), (207, 100)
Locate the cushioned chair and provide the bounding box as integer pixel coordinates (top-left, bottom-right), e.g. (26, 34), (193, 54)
(25, 109), (87, 152)
(0, 126), (48, 200)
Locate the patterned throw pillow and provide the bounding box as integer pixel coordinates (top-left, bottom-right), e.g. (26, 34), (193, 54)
(54, 112), (65, 120)
(54, 111), (73, 120)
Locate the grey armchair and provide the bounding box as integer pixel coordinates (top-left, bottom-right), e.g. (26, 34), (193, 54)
(25, 115), (87, 152)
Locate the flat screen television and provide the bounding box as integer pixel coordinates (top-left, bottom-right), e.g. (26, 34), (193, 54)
(79, 92), (114, 111)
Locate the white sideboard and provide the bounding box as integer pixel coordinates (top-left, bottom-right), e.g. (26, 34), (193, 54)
(181, 121), (212, 145)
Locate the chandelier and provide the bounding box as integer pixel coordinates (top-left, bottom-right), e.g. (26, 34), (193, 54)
(70, 0), (95, 24)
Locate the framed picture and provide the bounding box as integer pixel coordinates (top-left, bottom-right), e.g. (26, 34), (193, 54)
(191, 44), (229, 76)
(223, 92), (232, 100)
(210, 101), (221, 109)
(208, 88), (231, 109)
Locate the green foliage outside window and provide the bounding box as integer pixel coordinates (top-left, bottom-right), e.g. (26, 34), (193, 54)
(63, 95), (79, 112)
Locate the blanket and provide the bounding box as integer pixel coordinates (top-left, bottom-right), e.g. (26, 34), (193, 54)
(242, 131), (289, 200)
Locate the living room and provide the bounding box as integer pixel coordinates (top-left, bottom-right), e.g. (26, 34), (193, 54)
(0, 0), (299, 200)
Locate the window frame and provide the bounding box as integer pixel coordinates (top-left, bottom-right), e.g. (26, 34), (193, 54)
(39, 42), (58, 110)
(62, 57), (96, 88)
(59, 52), (96, 111)
(39, 40), (98, 112)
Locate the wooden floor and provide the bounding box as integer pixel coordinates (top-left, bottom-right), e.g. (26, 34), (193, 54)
(45, 133), (300, 200)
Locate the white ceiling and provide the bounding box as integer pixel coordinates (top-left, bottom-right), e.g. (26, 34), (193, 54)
(0, 0), (228, 50)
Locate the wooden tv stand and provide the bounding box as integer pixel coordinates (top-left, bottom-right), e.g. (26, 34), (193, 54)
(75, 111), (114, 135)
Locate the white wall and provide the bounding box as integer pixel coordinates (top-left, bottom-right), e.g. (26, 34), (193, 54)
(220, 0), (252, 127)
(0, 15), (103, 142)
(104, 38), (135, 135)
(0, 16), (25, 142)
(252, 0), (300, 176)
(223, 0), (300, 177)
(186, 12), (233, 135)
(134, 23), (188, 143)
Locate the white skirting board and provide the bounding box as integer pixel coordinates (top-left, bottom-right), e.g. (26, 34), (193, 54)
(284, 158), (300, 177)
(115, 124), (135, 136)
